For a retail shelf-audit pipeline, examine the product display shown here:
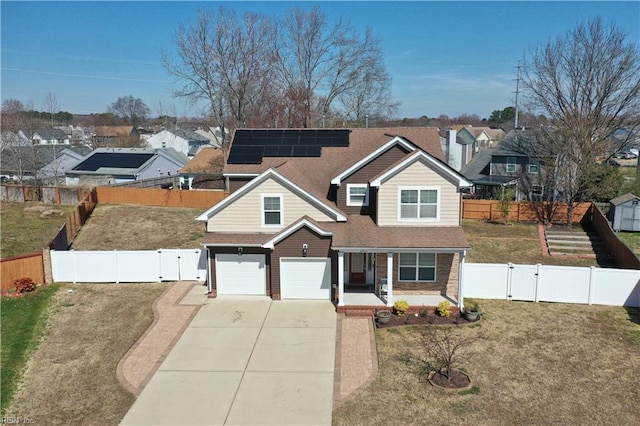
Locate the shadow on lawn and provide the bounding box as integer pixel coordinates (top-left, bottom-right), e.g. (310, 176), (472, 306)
(624, 307), (640, 326)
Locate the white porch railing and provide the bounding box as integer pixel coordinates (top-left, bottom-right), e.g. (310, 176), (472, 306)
(462, 263), (640, 308)
(51, 249), (207, 283)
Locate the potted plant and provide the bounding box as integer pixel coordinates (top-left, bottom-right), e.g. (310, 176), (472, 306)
(376, 310), (392, 325)
(462, 298), (481, 321)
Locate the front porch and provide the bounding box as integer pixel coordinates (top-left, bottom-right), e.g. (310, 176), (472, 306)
(335, 250), (466, 311)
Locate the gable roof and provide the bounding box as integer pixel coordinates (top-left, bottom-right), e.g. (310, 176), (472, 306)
(460, 149), (494, 180)
(262, 216), (333, 249)
(0, 145), (90, 174)
(370, 150), (472, 188)
(180, 147), (224, 174)
(224, 127), (443, 196)
(196, 168), (347, 222)
(20, 128), (68, 140)
(93, 126), (135, 137)
(331, 136), (416, 184)
(66, 147), (187, 176)
(168, 128), (210, 143)
(610, 193), (640, 206)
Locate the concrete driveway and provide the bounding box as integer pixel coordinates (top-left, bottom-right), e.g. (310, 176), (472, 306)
(121, 297), (337, 425)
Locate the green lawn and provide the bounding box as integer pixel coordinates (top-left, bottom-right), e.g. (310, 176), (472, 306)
(0, 202), (72, 258)
(1, 284), (59, 414)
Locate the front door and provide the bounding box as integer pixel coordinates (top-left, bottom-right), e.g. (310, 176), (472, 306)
(349, 253), (366, 284)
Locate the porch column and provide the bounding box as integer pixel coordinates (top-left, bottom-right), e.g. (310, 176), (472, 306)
(386, 252), (394, 307)
(458, 250), (466, 310)
(206, 248), (213, 294)
(338, 252), (345, 306)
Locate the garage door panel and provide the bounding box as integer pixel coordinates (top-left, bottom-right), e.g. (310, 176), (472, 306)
(216, 254), (266, 296)
(281, 258), (331, 300)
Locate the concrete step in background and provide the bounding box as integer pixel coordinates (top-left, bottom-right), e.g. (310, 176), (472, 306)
(544, 224), (616, 266)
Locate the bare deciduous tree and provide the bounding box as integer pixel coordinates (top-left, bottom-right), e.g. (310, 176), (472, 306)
(419, 327), (482, 382)
(275, 7), (395, 127)
(108, 95), (150, 128)
(522, 18), (640, 226)
(164, 6), (396, 131)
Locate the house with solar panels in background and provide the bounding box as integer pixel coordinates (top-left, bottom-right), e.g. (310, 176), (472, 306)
(64, 147), (189, 186)
(196, 128), (472, 312)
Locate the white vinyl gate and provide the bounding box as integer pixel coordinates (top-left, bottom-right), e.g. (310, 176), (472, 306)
(51, 249), (207, 283)
(462, 262), (640, 307)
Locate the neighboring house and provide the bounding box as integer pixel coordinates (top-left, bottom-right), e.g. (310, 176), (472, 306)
(461, 129), (544, 200)
(1, 145), (86, 183)
(65, 147), (188, 186)
(443, 128), (476, 172)
(609, 193), (640, 232)
(179, 147), (225, 190)
(18, 128), (70, 145)
(146, 128), (213, 157)
(196, 128), (472, 310)
(195, 127), (224, 148)
(38, 147), (92, 184)
(452, 125), (505, 149)
(91, 126), (138, 146)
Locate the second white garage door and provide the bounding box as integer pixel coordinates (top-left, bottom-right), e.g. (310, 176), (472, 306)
(280, 257), (331, 299)
(216, 253), (266, 295)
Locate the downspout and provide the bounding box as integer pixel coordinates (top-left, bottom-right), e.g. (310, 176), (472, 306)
(458, 250), (466, 310)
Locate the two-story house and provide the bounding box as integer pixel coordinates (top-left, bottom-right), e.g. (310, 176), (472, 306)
(196, 128), (472, 310)
(461, 129), (544, 200)
(146, 128), (213, 157)
(18, 128), (70, 145)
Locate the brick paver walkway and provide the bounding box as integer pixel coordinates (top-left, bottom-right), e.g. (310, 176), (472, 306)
(117, 281), (205, 395)
(334, 316), (378, 407)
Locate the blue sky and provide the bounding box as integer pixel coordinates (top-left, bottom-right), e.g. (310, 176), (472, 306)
(2, 1), (638, 120)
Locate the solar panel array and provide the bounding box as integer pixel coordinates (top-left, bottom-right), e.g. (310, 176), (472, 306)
(227, 129), (350, 164)
(74, 153), (155, 171)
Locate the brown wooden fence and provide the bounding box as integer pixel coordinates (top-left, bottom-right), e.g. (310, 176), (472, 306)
(591, 204), (640, 269)
(95, 187), (228, 209)
(462, 199), (591, 223)
(1, 252), (45, 291)
(1, 184), (93, 205)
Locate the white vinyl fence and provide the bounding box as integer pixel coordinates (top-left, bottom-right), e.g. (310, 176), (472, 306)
(51, 249), (207, 283)
(462, 263), (640, 308)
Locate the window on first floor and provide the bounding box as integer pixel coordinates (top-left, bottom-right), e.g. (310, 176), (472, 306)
(506, 157), (516, 173)
(399, 188), (439, 220)
(347, 184), (369, 206)
(262, 195), (282, 226)
(398, 253), (436, 281)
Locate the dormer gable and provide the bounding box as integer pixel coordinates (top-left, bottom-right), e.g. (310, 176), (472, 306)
(330, 136), (416, 185)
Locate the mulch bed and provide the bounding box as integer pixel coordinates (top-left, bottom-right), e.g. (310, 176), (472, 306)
(375, 312), (478, 328)
(428, 369), (472, 389)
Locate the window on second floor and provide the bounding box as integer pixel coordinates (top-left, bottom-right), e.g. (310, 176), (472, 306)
(506, 157), (516, 173)
(399, 188), (439, 220)
(528, 158), (539, 174)
(262, 195), (282, 227)
(347, 184), (369, 206)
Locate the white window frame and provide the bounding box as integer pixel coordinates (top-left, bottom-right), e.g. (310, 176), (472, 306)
(506, 157), (516, 173)
(398, 253), (437, 282)
(261, 194), (283, 228)
(397, 187), (440, 222)
(528, 158), (539, 174)
(346, 184), (369, 207)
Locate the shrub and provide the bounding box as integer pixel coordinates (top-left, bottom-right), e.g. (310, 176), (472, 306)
(393, 299), (409, 315)
(463, 298), (480, 313)
(419, 307), (429, 317)
(436, 300), (451, 317)
(14, 277), (36, 294)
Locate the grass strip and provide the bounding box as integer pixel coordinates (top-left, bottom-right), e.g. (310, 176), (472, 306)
(1, 284), (59, 414)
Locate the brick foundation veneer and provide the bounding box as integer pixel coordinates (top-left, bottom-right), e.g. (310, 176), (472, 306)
(337, 305), (461, 317)
(375, 252), (459, 299)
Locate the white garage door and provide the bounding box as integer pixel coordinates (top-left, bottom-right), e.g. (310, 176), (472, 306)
(280, 257), (331, 299)
(216, 253), (266, 295)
